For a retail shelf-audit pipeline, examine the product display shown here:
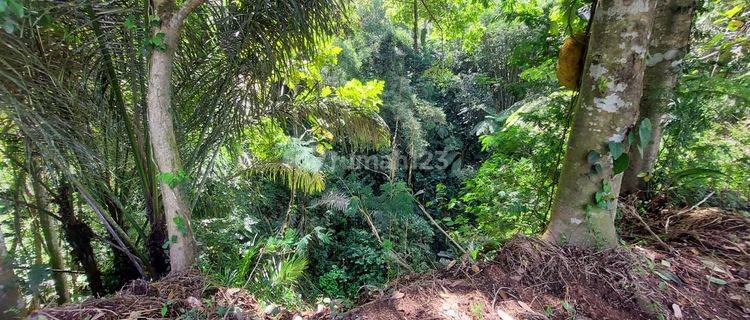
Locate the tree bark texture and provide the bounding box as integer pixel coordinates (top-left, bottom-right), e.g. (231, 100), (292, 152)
(544, 0), (657, 248)
(621, 0), (696, 194)
(146, 0), (203, 273)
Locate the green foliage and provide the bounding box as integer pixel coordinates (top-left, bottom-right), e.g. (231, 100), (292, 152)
(449, 92), (571, 246)
(318, 264), (349, 299)
(637, 118), (652, 157)
(1, 0), (748, 313)
(650, 1), (749, 206)
(334, 79), (386, 112)
(157, 170), (190, 188)
(613, 153), (629, 175)
(0, 0), (24, 34)
(145, 32), (167, 51)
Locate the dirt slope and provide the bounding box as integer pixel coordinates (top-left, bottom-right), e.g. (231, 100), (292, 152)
(32, 207), (749, 320)
(346, 207), (750, 320)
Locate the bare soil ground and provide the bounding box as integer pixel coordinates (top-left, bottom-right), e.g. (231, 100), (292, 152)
(346, 206), (750, 320)
(33, 206), (749, 320)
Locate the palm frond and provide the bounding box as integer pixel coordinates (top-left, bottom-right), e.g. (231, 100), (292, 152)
(244, 162), (325, 195)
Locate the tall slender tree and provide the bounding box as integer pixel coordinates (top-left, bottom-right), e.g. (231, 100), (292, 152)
(146, 0), (205, 272)
(29, 158), (70, 303)
(543, 0), (657, 248)
(621, 0), (697, 195)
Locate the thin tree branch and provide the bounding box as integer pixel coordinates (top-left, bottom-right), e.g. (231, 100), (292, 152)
(415, 200), (468, 255)
(171, 0), (206, 30)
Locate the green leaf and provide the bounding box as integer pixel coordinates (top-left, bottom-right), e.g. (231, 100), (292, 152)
(593, 163), (603, 174)
(156, 170), (189, 188)
(124, 16), (137, 30)
(161, 304), (168, 316)
(8, 0), (23, 17)
(654, 269), (684, 286)
(671, 167), (724, 182)
(585, 203), (594, 214)
(314, 226), (331, 244)
(561, 301), (575, 313)
(613, 153), (629, 174)
(587, 150), (600, 164)
(608, 142), (624, 159)
(706, 275), (727, 285)
(627, 131), (636, 145)
(148, 15), (161, 27)
(724, 5), (743, 18)
(653, 270), (672, 282)
(382, 239), (394, 250)
(3, 18), (16, 34)
(638, 118), (652, 157)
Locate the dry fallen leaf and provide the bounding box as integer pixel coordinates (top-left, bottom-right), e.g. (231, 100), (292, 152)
(186, 296), (203, 309)
(517, 300), (534, 313)
(446, 260), (457, 270)
(391, 290), (405, 299)
(672, 303), (683, 319)
(497, 308), (515, 320)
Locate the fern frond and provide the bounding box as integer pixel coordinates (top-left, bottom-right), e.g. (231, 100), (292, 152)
(310, 191), (351, 212)
(245, 163), (325, 195)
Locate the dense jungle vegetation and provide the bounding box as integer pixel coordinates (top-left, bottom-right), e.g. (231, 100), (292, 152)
(0, 0), (748, 318)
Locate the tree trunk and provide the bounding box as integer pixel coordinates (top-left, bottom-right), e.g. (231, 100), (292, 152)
(88, 3), (170, 277)
(30, 205), (43, 309)
(29, 161), (70, 304)
(146, 0), (202, 273)
(621, 0), (696, 195)
(0, 227), (23, 319)
(543, 0), (657, 248)
(412, 0), (419, 51)
(55, 179), (105, 297)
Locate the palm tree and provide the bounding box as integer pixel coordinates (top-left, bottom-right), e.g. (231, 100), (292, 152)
(0, 0), (372, 280)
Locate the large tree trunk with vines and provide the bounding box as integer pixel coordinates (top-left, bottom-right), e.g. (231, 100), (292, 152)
(30, 160), (70, 304)
(543, 0), (657, 248)
(621, 0), (696, 195)
(147, 0), (203, 273)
